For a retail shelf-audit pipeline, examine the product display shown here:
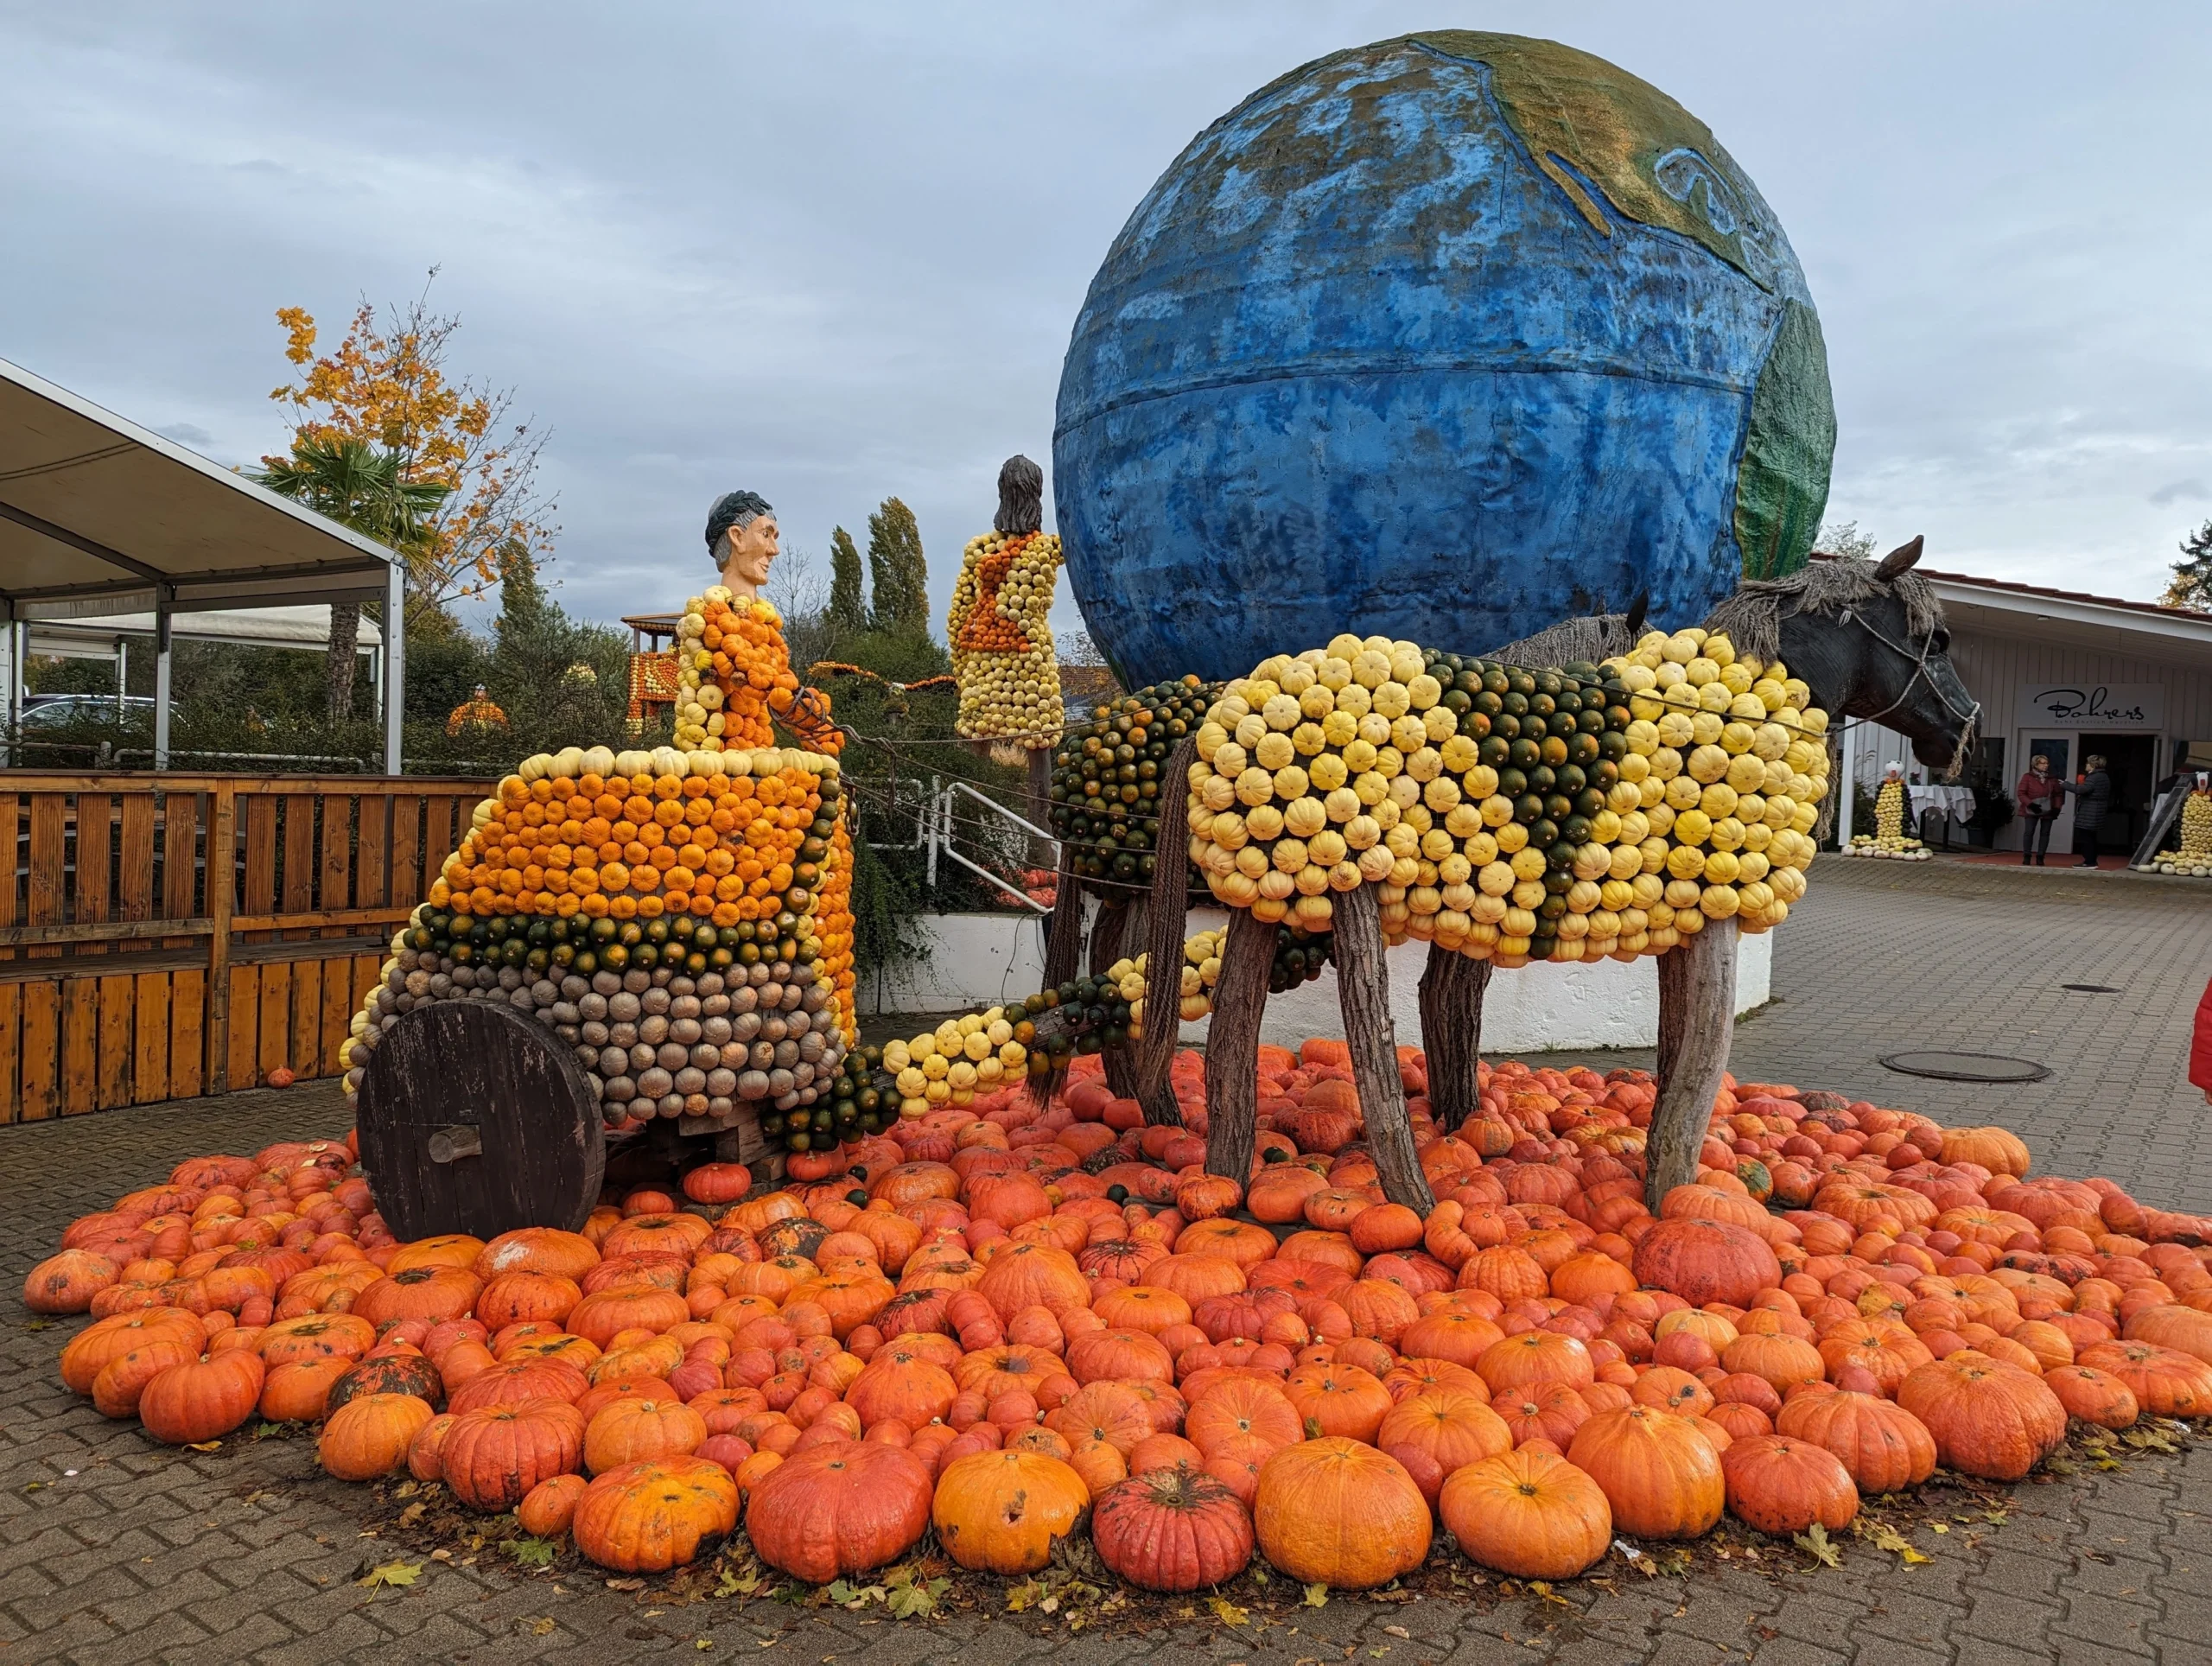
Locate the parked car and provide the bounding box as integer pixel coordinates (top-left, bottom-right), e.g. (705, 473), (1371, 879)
(18, 693), (158, 729)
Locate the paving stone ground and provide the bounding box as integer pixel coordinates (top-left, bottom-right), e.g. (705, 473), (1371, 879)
(5, 857), (2210, 1664)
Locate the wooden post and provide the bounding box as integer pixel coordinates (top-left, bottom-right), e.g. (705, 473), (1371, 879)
(1025, 749), (1055, 870)
(1095, 892), (1147, 1103)
(206, 783), (236, 1093)
(1417, 943), (1489, 1130)
(1129, 738), (1196, 1125)
(1042, 853), (1084, 992)
(1646, 916), (1738, 1211)
(1202, 905), (1273, 1183)
(1332, 881), (1433, 1213)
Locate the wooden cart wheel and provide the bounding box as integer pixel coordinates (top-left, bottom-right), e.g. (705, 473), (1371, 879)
(357, 999), (606, 1240)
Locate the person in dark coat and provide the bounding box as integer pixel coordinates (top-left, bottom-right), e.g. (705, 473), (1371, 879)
(2063, 754), (2114, 868)
(2014, 754), (2065, 866)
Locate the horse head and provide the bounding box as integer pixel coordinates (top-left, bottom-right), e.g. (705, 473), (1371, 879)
(1707, 537), (1980, 777)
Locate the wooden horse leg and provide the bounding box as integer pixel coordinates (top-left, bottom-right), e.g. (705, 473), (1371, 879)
(1332, 882), (1434, 1213)
(1129, 738), (1198, 1127)
(1417, 943), (1490, 1130)
(1042, 852), (1085, 992)
(1093, 893), (1147, 1103)
(1202, 905), (1274, 1183)
(1645, 916), (1738, 1212)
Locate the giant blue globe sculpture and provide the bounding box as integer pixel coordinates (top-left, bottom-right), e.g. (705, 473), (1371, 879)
(1054, 31), (1834, 688)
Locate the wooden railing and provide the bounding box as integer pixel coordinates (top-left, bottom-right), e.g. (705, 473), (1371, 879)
(0, 773), (497, 1122)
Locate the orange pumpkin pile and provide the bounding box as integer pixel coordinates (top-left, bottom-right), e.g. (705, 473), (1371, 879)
(29, 1048), (2212, 1589)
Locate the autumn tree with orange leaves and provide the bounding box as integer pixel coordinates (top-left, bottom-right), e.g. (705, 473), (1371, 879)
(265, 277), (558, 632)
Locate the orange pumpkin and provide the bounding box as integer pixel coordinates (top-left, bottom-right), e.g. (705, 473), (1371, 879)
(572, 1458), (741, 1573)
(931, 1449), (1090, 1574)
(1774, 1389), (1937, 1494)
(1896, 1357), (2066, 1480)
(1566, 1407), (1724, 1540)
(319, 1392), (436, 1481)
(1252, 1438), (1430, 1589)
(746, 1441), (935, 1581)
(1719, 1434), (1859, 1534)
(1440, 1448), (1611, 1579)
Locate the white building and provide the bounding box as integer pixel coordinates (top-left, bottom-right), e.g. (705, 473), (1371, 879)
(1843, 569), (2212, 857)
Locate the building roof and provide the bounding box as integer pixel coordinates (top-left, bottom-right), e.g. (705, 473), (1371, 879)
(0, 355), (396, 620)
(1918, 566), (2212, 628)
(28, 604), (382, 657)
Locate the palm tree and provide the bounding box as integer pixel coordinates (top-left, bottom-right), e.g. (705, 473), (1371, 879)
(253, 437), (450, 719)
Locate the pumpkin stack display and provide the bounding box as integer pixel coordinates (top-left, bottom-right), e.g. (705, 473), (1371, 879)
(1847, 773), (1929, 860)
(343, 743), (855, 1147)
(2145, 781), (2212, 877)
(949, 527), (1067, 758)
(1050, 677), (1221, 889)
(34, 1050), (2212, 1598)
(1189, 628), (1827, 967)
(671, 589), (842, 758)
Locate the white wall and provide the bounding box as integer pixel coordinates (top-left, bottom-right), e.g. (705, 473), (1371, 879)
(861, 906), (1773, 1057)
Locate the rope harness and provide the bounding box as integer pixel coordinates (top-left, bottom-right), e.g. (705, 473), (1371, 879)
(1833, 606), (1981, 779)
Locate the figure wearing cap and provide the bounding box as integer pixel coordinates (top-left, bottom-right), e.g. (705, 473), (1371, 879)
(676, 490), (842, 755)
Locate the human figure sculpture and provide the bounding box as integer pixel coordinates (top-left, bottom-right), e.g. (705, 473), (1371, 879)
(676, 489), (841, 756)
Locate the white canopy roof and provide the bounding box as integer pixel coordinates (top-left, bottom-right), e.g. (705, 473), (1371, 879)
(27, 604), (383, 658)
(0, 354), (395, 620)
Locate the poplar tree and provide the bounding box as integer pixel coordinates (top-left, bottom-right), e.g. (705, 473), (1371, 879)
(867, 497), (929, 633)
(827, 525), (868, 631)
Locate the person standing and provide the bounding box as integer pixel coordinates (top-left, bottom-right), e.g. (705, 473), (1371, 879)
(2063, 754), (2115, 868)
(2014, 753), (2065, 866)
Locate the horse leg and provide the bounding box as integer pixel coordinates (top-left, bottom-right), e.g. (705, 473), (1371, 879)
(1042, 853), (1084, 991)
(1332, 882), (1434, 1213)
(1027, 856), (1090, 1109)
(1130, 741), (1198, 1127)
(1646, 917), (1738, 1212)
(1091, 893), (1146, 1103)
(1417, 943), (1490, 1131)
(1202, 906), (1273, 1184)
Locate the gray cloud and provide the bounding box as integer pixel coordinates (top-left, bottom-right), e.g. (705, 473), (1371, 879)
(2151, 480), (2208, 508)
(3, 1), (2209, 633)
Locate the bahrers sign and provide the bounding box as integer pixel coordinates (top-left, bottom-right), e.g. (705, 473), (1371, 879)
(2016, 683), (2164, 729)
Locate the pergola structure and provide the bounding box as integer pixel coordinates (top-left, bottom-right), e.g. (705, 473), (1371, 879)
(0, 355), (408, 773)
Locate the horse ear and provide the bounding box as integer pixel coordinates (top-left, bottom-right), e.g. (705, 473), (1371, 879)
(1625, 591), (1649, 637)
(1874, 536), (1924, 580)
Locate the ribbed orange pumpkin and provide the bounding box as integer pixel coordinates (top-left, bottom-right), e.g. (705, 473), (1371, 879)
(475, 1227), (601, 1281)
(2077, 1340), (2212, 1418)
(569, 1287), (690, 1348)
(258, 1313), (375, 1369)
(1719, 1434), (1859, 1534)
(60, 1307), (202, 1395)
(1091, 1466), (1255, 1592)
(1376, 1389), (1512, 1504)
(258, 1357), (353, 1424)
(351, 1266), (482, 1328)
(442, 1400), (588, 1510)
(1185, 1378), (1302, 1459)
(1631, 1219), (1782, 1307)
(2044, 1365), (2139, 1429)
(585, 1396), (708, 1474)
(1253, 1438), (1430, 1589)
(573, 1458), (741, 1573)
(1283, 1363), (1394, 1443)
(1775, 1389), (1937, 1494)
(843, 1345), (957, 1428)
(1477, 1331), (1595, 1396)
(138, 1351), (264, 1445)
(92, 1339), (202, 1419)
(319, 1392), (436, 1481)
(1567, 1407), (1724, 1540)
(518, 1472), (590, 1537)
(1440, 1448), (1611, 1579)
(1897, 1357), (2066, 1480)
(976, 1243), (1091, 1320)
(746, 1441), (934, 1581)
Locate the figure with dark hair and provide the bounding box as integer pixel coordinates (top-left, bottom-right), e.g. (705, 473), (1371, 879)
(949, 455), (1066, 760)
(671, 487), (840, 754)
(2063, 754), (2114, 868)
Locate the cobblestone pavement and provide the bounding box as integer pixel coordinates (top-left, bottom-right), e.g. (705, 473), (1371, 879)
(6, 859), (2211, 1664)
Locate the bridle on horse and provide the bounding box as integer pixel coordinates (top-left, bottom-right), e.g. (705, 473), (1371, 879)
(1833, 606), (1981, 735)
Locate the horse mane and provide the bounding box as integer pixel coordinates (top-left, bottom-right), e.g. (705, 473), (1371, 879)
(1704, 556), (1944, 664)
(1484, 612), (1636, 668)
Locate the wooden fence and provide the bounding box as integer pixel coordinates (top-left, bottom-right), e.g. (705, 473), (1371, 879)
(0, 773), (497, 1122)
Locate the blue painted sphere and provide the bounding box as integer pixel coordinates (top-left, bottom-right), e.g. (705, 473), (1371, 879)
(1055, 32), (1834, 687)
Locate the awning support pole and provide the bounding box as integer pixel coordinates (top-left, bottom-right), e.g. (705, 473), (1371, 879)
(383, 559), (406, 776)
(3, 617), (21, 766)
(153, 589), (174, 771)
(117, 639), (128, 717)
(1837, 718), (1858, 846)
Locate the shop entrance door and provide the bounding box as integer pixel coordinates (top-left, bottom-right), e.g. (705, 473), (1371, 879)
(2077, 734), (2157, 855)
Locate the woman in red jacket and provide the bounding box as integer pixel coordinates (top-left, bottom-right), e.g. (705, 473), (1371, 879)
(2015, 754), (2066, 866)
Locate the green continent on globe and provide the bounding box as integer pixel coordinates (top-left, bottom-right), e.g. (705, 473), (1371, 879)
(1413, 29), (1834, 582)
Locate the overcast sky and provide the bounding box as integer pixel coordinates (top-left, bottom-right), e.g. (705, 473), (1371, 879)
(5, 2), (2209, 641)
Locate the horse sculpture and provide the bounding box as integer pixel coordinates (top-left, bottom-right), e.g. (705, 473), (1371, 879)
(1055, 537), (1980, 1211)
